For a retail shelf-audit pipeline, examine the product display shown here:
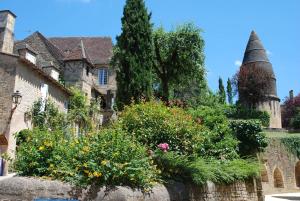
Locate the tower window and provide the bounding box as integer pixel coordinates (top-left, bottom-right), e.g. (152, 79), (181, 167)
(86, 66), (89, 76)
(99, 68), (108, 85)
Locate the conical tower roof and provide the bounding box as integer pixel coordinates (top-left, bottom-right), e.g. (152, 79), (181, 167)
(242, 31), (270, 64)
(241, 31), (275, 78)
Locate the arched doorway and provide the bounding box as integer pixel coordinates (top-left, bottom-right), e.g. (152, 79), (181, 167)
(261, 164), (269, 182)
(273, 167), (284, 188)
(295, 161), (300, 187)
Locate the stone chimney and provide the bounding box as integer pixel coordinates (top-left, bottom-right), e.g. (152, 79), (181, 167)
(0, 10), (16, 54)
(289, 90), (294, 100)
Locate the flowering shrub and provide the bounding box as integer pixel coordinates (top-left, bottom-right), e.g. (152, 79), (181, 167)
(157, 143), (169, 152)
(117, 101), (204, 154)
(15, 128), (160, 189)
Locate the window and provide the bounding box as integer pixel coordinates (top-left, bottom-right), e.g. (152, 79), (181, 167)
(99, 68), (108, 85)
(86, 66), (89, 76)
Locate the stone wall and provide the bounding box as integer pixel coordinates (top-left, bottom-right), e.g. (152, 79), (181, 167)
(0, 53), (69, 176)
(257, 98), (282, 128)
(5, 58), (69, 157)
(0, 53), (16, 138)
(260, 138), (300, 194)
(0, 177), (262, 201)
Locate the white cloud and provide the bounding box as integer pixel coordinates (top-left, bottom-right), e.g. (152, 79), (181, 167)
(234, 60), (242, 67)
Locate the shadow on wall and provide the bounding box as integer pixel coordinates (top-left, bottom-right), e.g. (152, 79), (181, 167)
(273, 167), (284, 188)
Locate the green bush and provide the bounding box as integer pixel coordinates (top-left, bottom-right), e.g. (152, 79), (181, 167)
(281, 136), (300, 158)
(118, 101), (204, 154)
(226, 106), (270, 127)
(155, 151), (259, 185)
(14, 128), (65, 176)
(291, 113), (300, 129)
(188, 106), (239, 160)
(230, 120), (267, 156)
(15, 128), (160, 189)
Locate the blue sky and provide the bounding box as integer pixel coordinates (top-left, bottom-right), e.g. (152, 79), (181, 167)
(1, 0), (299, 101)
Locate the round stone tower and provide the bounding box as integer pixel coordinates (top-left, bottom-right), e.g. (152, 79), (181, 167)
(240, 31), (282, 128)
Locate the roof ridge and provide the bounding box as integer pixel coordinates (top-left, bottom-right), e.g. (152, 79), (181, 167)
(35, 31), (65, 61)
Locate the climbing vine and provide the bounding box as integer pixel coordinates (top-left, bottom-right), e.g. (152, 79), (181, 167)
(281, 137), (300, 159)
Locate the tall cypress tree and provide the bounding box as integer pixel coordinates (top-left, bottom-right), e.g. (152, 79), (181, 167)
(218, 77), (226, 104)
(226, 78), (233, 104)
(112, 0), (154, 109)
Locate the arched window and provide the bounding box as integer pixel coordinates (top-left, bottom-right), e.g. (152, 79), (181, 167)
(261, 165), (269, 182)
(274, 167), (284, 188)
(295, 161), (300, 187)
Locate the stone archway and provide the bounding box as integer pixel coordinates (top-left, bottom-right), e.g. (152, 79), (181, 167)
(261, 164), (269, 182)
(273, 167), (284, 188)
(295, 161), (300, 187)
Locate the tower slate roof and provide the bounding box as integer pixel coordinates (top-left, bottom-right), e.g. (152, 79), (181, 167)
(241, 30), (278, 97)
(242, 30), (275, 77)
(242, 31), (270, 64)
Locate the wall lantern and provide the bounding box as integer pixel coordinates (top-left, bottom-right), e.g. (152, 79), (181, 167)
(12, 90), (22, 106)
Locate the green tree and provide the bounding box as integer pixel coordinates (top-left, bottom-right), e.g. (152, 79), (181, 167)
(218, 77), (226, 104)
(226, 78), (233, 104)
(112, 0), (154, 109)
(153, 24), (205, 102)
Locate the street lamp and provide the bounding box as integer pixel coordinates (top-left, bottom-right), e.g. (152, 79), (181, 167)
(12, 90), (22, 106)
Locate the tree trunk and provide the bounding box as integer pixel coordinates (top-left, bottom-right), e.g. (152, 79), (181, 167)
(162, 79), (169, 102)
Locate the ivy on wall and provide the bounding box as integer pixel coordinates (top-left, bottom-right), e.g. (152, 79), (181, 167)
(281, 137), (300, 159)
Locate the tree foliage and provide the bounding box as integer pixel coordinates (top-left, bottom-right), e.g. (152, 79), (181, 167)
(281, 93), (300, 128)
(152, 24), (205, 102)
(226, 78), (233, 105)
(234, 64), (273, 107)
(112, 0), (154, 109)
(218, 77), (226, 104)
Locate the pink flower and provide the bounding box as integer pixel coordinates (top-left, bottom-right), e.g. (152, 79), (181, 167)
(157, 143), (169, 152)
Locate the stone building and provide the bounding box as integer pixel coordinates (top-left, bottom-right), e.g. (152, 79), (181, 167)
(0, 10), (115, 175)
(239, 31), (282, 128)
(0, 10), (71, 175)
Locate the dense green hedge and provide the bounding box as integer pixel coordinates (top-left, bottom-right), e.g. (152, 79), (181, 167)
(230, 120), (267, 156)
(155, 151), (259, 185)
(226, 106), (270, 127)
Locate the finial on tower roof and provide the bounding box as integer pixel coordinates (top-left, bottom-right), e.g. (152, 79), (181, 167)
(242, 31), (269, 64)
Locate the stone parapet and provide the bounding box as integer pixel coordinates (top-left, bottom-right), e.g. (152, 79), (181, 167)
(0, 177), (262, 201)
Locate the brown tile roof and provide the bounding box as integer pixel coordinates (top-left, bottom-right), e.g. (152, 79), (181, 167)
(49, 37), (113, 65)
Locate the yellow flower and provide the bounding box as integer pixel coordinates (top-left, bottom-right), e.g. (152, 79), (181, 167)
(39, 146), (45, 151)
(82, 146), (90, 153)
(101, 160), (108, 166)
(44, 141), (53, 147)
(93, 171), (102, 177)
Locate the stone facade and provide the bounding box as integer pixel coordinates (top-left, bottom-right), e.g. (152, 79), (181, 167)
(260, 138), (300, 194)
(0, 52), (70, 173)
(257, 97), (282, 129)
(0, 177), (262, 201)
